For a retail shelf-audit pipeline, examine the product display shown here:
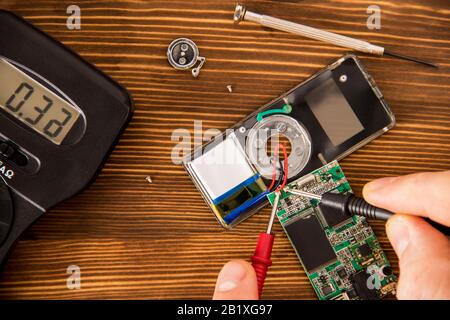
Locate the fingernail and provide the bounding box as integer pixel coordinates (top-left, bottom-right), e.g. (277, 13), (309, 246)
(216, 261), (247, 293)
(364, 177), (397, 203)
(365, 177), (397, 194)
(387, 216), (410, 258)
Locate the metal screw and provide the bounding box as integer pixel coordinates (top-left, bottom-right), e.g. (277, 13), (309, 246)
(179, 57), (187, 65)
(340, 75), (348, 83)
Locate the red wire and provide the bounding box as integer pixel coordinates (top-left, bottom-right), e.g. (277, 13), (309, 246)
(267, 145), (279, 191)
(267, 143), (289, 192)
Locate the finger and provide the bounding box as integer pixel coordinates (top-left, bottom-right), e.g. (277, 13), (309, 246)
(387, 215), (450, 300)
(213, 260), (259, 300)
(363, 171), (450, 226)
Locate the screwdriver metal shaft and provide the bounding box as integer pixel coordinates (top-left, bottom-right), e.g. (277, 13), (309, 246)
(234, 4), (437, 68)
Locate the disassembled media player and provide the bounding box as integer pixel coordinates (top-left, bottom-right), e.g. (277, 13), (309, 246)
(267, 161), (397, 300)
(184, 54), (395, 228)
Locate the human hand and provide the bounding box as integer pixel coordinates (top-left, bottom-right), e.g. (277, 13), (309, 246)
(212, 171), (450, 300)
(363, 171), (450, 300)
(213, 260), (259, 300)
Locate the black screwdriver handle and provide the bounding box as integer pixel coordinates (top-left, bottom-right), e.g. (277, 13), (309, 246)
(321, 192), (450, 236)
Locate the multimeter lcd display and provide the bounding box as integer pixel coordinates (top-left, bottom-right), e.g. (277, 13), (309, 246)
(0, 58), (80, 145)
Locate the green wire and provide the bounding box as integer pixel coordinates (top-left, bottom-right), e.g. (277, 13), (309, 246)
(256, 103), (293, 122)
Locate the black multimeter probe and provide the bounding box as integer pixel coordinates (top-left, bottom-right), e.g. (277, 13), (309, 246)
(289, 189), (450, 236)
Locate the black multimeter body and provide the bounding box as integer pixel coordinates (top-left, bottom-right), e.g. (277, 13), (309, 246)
(0, 11), (133, 265)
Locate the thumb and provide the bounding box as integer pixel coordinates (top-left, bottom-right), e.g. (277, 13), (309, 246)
(213, 260), (259, 300)
(387, 215), (450, 300)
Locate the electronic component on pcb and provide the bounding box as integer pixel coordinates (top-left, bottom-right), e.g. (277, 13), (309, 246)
(381, 265), (393, 277)
(284, 214), (337, 272)
(336, 267), (347, 279)
(351, 271), (379, 300)
(380, 282), (397, 296)
(358, 243), (373, 258)
(321, 283), (335, 297)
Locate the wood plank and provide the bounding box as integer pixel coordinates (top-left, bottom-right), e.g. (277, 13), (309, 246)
(0, 0), (448, 299)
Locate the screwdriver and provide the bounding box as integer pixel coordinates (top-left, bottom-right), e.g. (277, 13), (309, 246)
(234, 4), (437, 68)
(288, 189), (450, 236)
(251, 191), (280, 297)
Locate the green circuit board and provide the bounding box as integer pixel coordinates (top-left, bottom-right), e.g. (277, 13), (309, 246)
(268, 161), (397, 300)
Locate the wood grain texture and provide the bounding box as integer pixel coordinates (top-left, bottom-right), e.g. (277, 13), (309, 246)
(0, 0), (449, 299)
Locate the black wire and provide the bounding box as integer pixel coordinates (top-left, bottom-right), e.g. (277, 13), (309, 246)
(271, 159), (284, 191)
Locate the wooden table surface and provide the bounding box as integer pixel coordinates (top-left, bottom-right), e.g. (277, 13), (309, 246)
(0, 0), (448, 299)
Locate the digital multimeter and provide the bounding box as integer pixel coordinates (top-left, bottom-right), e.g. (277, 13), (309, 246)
(0, 11), (133, 265)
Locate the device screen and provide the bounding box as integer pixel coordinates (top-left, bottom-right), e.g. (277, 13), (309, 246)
(0, 59), (80, 145)
(306, 78), (364, 146)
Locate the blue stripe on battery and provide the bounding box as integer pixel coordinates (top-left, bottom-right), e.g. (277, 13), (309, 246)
(212, 174), (261, 205)
(223, 190), (270, 224)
